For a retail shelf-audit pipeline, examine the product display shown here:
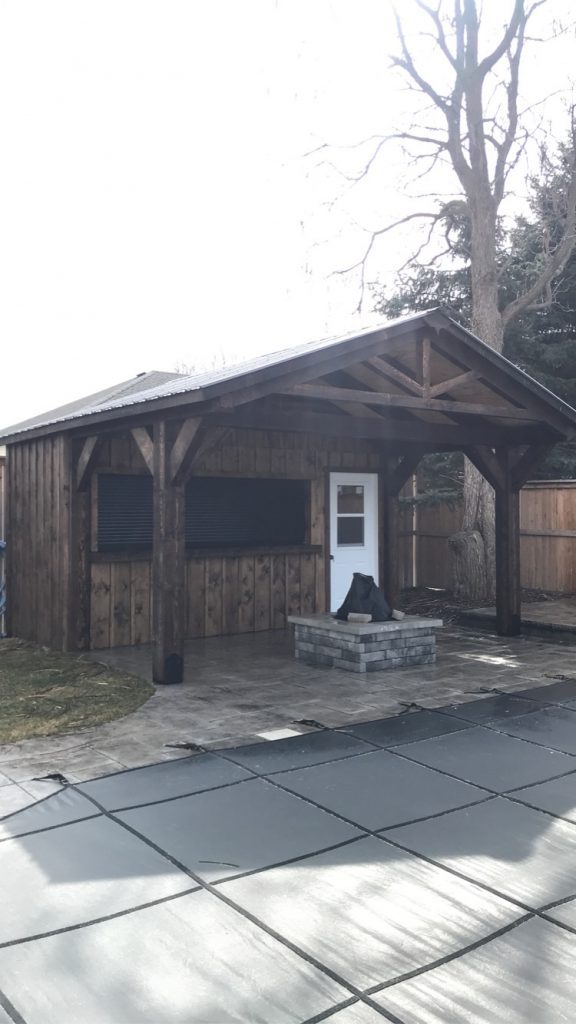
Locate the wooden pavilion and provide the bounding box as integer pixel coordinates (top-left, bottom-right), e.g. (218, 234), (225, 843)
(2, 309), (576, 683)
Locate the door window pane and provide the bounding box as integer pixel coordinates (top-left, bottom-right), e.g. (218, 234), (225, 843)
(337, 485), (364, 515)
(337, 517), (364, 545)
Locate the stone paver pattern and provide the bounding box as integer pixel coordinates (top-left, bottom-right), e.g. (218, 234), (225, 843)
(2, 671), (576, 1020)
(1, 625), (575, 815)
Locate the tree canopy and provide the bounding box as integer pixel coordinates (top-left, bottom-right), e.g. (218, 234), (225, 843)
(375, 141), (576, 480)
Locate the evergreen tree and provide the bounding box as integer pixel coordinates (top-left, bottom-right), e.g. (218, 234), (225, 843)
(375, 153), (576, 482)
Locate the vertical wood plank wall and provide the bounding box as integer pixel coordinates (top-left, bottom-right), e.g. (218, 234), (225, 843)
(5, 438), (69, 647)
(89, 428), (385, 649)
(0, 454), (5, 636)
(9, 425), (576, 652)
(0, 455), (5, 537)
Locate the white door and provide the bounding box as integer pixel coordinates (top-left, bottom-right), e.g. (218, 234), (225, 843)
(329, 472), (379, 612)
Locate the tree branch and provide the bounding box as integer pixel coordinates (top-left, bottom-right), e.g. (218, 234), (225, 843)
(502, 119), (576, 324)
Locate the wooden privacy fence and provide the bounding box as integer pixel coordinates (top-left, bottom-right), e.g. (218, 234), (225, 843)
(0, 454), (5, 635)
(404, 480), (576, 594)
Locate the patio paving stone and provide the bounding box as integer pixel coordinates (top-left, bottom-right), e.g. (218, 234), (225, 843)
(118, 777), (361, 881)
(375, 917), (576, 1024)
(0, 815), (192, 943)
(273, 749), (487, 830)
(224, 835), (521, 988)
(392, 725), (574, 792)
(388, 797), (576, 906)
(78, 752), (252, 810)
(338, 709), (472, 747)
(0, 890), (347, 1024)
(218, 729), (377, 774)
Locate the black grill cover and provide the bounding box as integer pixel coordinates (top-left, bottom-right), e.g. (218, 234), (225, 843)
(335, 573), (391, 622)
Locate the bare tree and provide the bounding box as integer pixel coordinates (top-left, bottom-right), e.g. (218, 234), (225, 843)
(321, 0), (576, 601)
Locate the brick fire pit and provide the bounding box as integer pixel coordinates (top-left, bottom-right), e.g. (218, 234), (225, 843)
(287, 614), (443, 673)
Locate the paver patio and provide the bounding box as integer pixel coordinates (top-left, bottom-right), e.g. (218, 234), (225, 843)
(1, 623), (576, 814)
(2, 663), (576, 1021)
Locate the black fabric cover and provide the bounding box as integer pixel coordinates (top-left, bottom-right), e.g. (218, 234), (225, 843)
(334, 573), (391, 622)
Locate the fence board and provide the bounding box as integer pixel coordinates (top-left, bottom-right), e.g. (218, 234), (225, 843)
(410, 482), (576, 594)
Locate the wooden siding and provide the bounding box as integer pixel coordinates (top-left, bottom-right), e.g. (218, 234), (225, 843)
(5, 437), (70, 648)
(89, 548), (324, 649)
(0, 454), (5, 537)
(88, 427), (384, 647)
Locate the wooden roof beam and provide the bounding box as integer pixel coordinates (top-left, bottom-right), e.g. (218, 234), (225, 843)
(330, 401), (384, 421)
(210, 406), (556, 449)
(431, 332), (572, 431)
(366, 356), (423, 396)
(283, 383), (537, 421)
(429, 370), (479, 398)
(131, 427), (154, 474)
(510, 444), (555, 489)
(170, 418), (203, 486)
(463, 446), (505, 491)
(76, 436), (104, 491)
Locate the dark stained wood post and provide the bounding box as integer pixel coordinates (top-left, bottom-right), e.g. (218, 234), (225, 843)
(495, 449), (521, 636)
(381, 481), (400, 612)
(380, 451), (423, 612)
(152, 419), (186, 684)
(63, 436), (101, 651)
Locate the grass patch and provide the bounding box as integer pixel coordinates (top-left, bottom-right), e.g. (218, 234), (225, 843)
(0, 639), (154, 744)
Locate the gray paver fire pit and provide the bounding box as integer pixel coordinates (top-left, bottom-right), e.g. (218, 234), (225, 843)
(288, 613), (443, 672)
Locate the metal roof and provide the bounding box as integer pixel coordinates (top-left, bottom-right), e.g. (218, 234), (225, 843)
(2, 309), (576, 442)
(0, 370), (185, 438)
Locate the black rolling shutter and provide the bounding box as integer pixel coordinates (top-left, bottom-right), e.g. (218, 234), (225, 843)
(97, 474), (307, 551)
(184, 478), (307, 548)
(98, 474), (153, 551)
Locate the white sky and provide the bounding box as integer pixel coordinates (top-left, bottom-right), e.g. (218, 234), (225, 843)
(0, 0), (573, 428)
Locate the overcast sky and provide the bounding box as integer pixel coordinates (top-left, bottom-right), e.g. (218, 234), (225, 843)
(0, 0), (573, 428)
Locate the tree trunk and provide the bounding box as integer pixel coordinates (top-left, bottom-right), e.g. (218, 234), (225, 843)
(451, 460), (496, 602)
(449, 195), (502, 603)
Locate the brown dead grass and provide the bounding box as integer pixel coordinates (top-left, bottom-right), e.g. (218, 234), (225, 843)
(0, 638), (154, 743)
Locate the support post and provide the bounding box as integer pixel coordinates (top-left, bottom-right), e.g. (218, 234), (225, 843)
(152, 420), (186, 684)
(495, 449), (521, 636)
(64, 437), (92, 651)
(380, 451), (424, 611)
(381, 481), (400, 612)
